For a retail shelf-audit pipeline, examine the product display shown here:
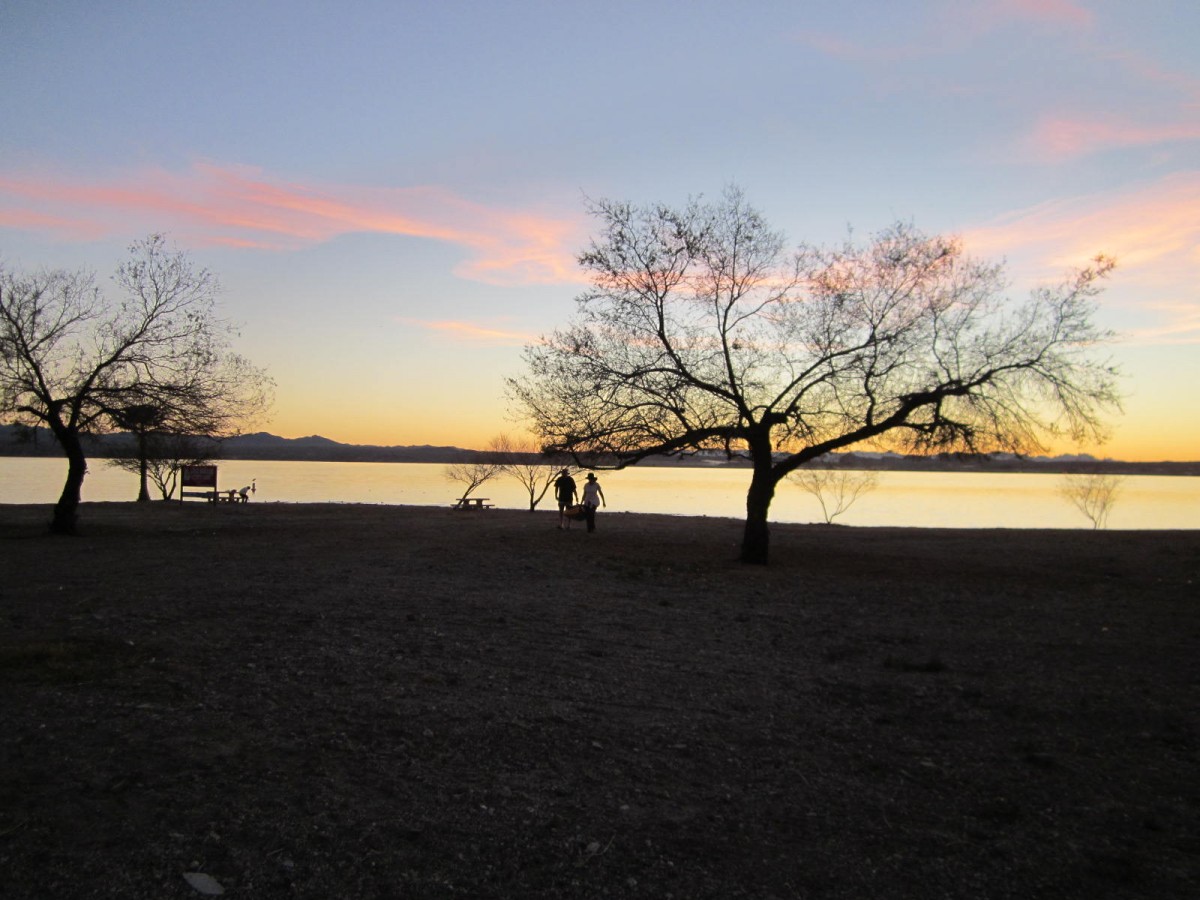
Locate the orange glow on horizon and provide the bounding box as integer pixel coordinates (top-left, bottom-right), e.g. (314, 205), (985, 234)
(262, 402), (1196, 462)
(262, 423), (1195, 462)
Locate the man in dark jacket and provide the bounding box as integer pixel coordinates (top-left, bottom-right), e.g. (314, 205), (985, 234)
(554, 469), (577, 530)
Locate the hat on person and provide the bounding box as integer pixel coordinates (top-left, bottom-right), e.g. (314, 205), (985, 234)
(586, 473), (596, 480)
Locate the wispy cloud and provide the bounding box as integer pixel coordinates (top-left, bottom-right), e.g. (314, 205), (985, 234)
(798, 4), (1195, 168)
(0, 206), (110, 240)
(402, 318), (537, 347)
(793, 31), (916, 64)
(795, 0), (1091, 63)
(1007, 21), (1200, 165)
(1103, 49), (1200, 102)
(963, 172), (1200, 271)
(962, 172), (1200, 343)
(1122, 306), (1200, 346)
(0, 162), (586, 286)
(992, 0), (1092, 29)
(1022, 114), (1200, 162)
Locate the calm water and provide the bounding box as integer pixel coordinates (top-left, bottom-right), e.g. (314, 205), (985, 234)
(2, 456), (1196, 529)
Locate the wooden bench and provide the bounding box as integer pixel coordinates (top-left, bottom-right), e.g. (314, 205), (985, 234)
(451, 497), (494, 510)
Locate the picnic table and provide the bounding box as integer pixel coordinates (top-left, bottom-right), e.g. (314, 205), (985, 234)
(452, 497), (494, 510)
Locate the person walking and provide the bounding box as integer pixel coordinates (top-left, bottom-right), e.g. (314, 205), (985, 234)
(554, 469), (578, 530)
(581, 472), (606, 533)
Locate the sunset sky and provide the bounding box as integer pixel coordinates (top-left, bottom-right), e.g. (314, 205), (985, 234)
(2, 1), (1197, 461)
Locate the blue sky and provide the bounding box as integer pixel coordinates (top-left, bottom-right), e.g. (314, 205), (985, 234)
(2, 0), (1197, 459)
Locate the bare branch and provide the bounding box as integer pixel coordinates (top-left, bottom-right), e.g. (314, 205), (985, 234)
(508, 190), (1122, 563)
(1059, 473), (1123, 529)
(1, 236), (274, 532)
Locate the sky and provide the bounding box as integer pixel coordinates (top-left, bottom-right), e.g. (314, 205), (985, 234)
(1, 0), (1197, 462)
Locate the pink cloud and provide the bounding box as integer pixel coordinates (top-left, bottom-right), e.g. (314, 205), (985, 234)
(962, 172), (1200, 343)
(0, 206), (110, 241)
(792, 31), (919, 64)
(796, 0), (1091, 63)
(942, 0), (1093, 36)
(996, 0), (1092, 29)
(1023, 115), (1200, 162)
(964, 172), (1200, 269)
(1104, 50), (1200, 102)
(402, 318), (536, 347)
(0, 162), (587, 286)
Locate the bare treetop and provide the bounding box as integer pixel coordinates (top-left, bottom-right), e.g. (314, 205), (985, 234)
(509, 188), (1122, 563)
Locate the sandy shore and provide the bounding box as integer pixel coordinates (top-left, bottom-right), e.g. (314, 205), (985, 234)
(2, 502), (1197, 898)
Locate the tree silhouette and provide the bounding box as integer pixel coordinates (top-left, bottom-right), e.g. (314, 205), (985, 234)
(789, 466), (879, 524)
(509, 188), (1121, 563)
(1, 235), (273, 532)
(491, 433), (577, 511)
(1059, 473), (1124, 529)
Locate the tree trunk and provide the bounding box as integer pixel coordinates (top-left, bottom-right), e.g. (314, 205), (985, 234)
(51, 430), (87, 535)
(136, 431), (150, 502)
(740, 454), (778, 565)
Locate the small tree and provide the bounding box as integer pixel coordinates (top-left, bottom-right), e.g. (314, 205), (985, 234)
(445, 458), (503, 502)
(107, 431), (219, 501)
(789, 466), (879, 524)
(490, 432), (576, 511)
(509, 188), (1121, 564)
(1059, 473), (1123, 529)
(107, 403), (166, 502)
(0, 235), (273, 533)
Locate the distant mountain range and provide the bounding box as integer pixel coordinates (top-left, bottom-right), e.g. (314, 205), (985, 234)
(0, 426), (478, 464)
(219, 432), (479, 463)
(2, 425), (1196, 475)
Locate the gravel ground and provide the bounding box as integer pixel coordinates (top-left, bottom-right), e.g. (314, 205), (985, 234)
(1, 502), (1197, 899)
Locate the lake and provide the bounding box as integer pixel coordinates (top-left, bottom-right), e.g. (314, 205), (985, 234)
(2, 457), (1197, 530)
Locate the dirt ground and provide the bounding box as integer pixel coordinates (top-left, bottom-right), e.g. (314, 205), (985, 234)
(1, 502), (1197, 899)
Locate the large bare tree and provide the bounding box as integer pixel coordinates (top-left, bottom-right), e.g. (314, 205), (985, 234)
(509, 189), (1121, 563)
(0, 235), (273, 533)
